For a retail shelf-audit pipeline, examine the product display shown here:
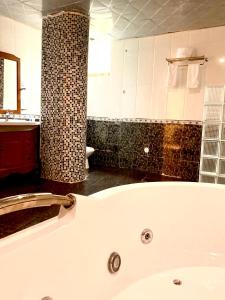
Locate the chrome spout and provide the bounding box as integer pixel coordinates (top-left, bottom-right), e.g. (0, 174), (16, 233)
(0, 193), (76, 216)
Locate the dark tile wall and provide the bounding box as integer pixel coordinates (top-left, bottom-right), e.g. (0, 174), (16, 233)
(87, 118), (202, 182)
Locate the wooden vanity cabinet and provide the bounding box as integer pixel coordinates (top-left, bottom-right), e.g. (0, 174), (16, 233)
(0, 126), (39, 178)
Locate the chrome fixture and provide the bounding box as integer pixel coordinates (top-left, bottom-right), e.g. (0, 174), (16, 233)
(0, 193), (76, 216)
(4, 111), (12, 121)
(108, 252), (121, 274)
(141, 229), (153, 244)
(166, 55), (208, 67)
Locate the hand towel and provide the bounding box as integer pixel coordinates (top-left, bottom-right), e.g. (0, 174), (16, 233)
(176, 47), (194, 58)
(167, 64), (178, 88)
(187, 63), (200, 89)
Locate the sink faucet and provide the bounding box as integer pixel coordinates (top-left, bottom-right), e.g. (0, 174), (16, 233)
(5, 111), (11, 121)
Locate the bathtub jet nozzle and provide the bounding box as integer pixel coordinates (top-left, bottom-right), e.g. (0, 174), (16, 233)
(108, 252), (121, 274)
(173, 279), (182, 286)
(141, 229), (153, 244)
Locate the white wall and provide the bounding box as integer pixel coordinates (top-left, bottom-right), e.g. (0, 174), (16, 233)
(87, 25), (225, 121)
(0, 15), (41, 114)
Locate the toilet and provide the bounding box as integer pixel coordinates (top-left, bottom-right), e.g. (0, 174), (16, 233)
(86, 146), (95, 169)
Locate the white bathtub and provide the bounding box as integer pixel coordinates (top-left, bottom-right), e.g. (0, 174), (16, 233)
(0, 182), (225, 299)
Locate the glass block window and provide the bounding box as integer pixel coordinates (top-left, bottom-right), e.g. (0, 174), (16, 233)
(201, 158), (217, 173)
(219, 159), (225, 175)
(203, 105), (223, 121)
(218, 177), (225, 184)
(220, 142), (225, 157)
(202, 141), (219, 156)
(203, 123), (220, 140)
(200, 86), (225, 184)
(221, 124), (225, 140)
(204, 86), (225, 104)
(200, 175), (216, 184)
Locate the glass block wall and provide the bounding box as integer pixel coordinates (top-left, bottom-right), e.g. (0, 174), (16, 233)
(199, 86), (225, 184)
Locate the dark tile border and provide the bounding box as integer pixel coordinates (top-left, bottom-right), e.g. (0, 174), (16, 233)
(87, 118), (202, 182)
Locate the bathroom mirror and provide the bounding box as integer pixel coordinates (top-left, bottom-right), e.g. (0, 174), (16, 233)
(0, 51), (21, 113)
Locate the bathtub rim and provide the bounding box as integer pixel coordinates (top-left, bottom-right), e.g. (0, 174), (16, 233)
(90, 181), (225, 199)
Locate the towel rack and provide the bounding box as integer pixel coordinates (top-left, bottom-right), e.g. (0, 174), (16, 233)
(166, 55), (208, 66)
(0, 193), (76, 216)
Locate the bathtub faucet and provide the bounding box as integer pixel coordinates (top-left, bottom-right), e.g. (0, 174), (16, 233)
(0, 193), (76, 216)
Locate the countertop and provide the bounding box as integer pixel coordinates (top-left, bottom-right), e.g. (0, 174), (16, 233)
(0, 120), (40, 131)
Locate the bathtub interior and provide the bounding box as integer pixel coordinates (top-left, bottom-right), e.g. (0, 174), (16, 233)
(0, 182), (224, 299)
(112, 266), (225, 300)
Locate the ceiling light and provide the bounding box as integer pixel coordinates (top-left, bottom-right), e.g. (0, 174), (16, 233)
(219, 57), (225, 64)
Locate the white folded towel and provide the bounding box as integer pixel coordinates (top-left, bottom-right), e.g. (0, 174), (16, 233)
(187, 63), (200, 89)
(167, 64), (178, 88)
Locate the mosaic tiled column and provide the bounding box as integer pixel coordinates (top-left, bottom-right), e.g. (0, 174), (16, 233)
(41, 11), (89, 183)
(0, 58), (4, 109)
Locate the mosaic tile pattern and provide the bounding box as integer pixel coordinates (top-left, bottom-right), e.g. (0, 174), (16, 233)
(87, 118), (202, 182)
(41, 11), (89, 183)
(0, 59), (4, 109)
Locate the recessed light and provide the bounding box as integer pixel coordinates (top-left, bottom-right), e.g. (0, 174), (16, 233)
(219, 57), (225, 64)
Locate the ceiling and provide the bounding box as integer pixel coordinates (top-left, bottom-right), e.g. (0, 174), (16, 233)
(1, 0), (225, 39)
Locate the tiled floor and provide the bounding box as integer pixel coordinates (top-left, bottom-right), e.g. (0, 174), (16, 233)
(0, 167), (180, 238)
